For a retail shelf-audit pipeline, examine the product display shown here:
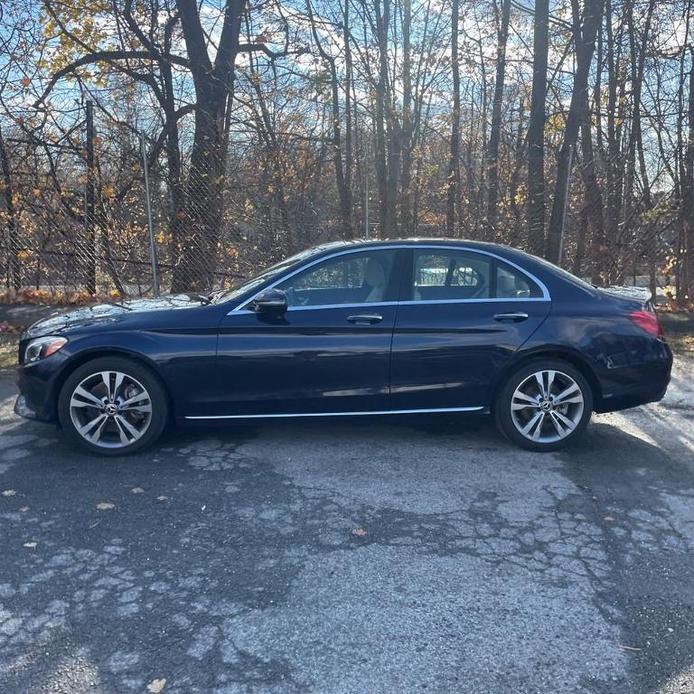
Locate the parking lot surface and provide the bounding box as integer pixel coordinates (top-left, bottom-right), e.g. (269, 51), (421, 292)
(0, 357), (693, 694)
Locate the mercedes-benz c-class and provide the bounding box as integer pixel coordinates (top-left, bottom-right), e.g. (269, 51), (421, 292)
(15, 239), (672, 455)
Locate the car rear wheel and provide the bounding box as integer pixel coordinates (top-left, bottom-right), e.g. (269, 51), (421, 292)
(495, 359), (593, 452)
(58, 356), (168, 456)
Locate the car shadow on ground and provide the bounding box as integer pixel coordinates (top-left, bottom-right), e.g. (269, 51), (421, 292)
(0, 407), (693, 693)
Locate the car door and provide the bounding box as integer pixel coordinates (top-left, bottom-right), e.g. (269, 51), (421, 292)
(212, 248), (401, 417)
(390, 247), (551, 411)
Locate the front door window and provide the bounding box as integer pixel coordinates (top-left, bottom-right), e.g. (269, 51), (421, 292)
(276, 250), (397, 308)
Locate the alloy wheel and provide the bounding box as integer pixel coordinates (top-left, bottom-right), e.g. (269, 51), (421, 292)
(69, 370), (153, 449)
(510, 369), (584, 444)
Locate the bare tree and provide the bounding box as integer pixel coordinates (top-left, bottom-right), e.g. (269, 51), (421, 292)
(545, 0), (604, 263)
(527, 0), (549, 255)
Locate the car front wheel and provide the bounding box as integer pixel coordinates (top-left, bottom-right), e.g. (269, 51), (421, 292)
(495, 359), (593, 452)
(58, 356), (168, 456)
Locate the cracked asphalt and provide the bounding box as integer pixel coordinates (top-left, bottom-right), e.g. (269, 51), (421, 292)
(0, 356), (693, 694)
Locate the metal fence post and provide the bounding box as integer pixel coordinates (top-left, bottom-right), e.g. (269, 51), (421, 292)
(140, 133), (160, 296)
(84, 101), (97, 294)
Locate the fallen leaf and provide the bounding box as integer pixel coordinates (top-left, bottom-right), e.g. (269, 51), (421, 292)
(96, 502), (115, 511)
(147, 678), (167, 693)
(23, 541), (37, 549)
(2, 489), (16, 497)
(351, 527), (367, 538)
(131, 487), (144, 494)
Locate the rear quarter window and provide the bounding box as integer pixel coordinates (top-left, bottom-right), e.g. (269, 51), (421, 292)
(495, 262), (544, 299)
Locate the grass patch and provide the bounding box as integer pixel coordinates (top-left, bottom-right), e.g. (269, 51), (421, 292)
(667, 332), (694, 355)
(0, 334), (18, 370)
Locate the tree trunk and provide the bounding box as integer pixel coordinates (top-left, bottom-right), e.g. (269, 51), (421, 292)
(399, 0), (414, 235)
(603, 0), (626, 283)
(308, 0), (351, 239)
(526, 0), (549, 255)
(0, 126), (21, 291)
(374, 0), (392, 238)
(446, 0), (461, 235)
(545, 0), (604, 264)
(683, 51), (694, 300)
(160, 58), (186, 268)
(583, 115), (606, 284)
(485, 0), (511, 240)
(172, 0), (244, 291)
(343, 0), (354, 238)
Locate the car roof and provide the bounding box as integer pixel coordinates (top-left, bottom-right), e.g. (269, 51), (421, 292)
(311, 238), (513, 253)
(310, 238), (543, 267)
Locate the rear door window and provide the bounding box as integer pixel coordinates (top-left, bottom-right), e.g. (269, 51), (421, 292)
(409, 249), (544, 301)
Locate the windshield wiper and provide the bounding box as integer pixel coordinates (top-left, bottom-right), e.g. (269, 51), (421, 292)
(105, 301), (133, 311)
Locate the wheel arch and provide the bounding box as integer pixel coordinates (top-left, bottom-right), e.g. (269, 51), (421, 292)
(491, 347), (602, 413)
(52, 348), (175, 422)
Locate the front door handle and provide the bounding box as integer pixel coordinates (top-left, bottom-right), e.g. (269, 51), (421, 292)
(493, 312), (529, 323)
(347, 313), (383, 325)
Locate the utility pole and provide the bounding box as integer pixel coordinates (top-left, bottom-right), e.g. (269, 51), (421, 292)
(84, 100), (97, 295)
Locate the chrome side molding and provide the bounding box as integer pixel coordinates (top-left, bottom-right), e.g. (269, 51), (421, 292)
(185, 405), (486, 420)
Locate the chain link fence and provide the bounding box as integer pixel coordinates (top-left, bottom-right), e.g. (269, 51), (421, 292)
(0, 103), (333, 301)
(1, 104), (679, 303)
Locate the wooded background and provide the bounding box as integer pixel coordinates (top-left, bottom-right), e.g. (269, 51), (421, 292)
(0, 0), (693, 300)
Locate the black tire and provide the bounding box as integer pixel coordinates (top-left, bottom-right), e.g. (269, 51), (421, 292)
(494, 359), (593, 452)
(57, 356), (168, 456)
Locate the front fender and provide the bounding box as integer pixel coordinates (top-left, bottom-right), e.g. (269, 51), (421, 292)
(19, 327), (218, 421)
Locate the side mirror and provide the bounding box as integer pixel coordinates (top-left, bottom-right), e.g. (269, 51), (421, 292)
(252, 288), (288, 314)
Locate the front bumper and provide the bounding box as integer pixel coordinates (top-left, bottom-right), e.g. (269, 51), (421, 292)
(15, 357), (66, 423)
(14, 394), (39, 420)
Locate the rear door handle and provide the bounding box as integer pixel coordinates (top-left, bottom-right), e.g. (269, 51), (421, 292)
(347, 313), (383, 325)
(493, 312), (529, 323)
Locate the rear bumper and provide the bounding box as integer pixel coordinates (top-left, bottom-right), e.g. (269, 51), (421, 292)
(594, 342), (673, 413)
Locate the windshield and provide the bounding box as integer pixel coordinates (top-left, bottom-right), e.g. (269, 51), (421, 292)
(212, 244), (344, 304)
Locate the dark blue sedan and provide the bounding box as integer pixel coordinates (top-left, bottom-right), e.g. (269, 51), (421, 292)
(14, 239), (672, 455)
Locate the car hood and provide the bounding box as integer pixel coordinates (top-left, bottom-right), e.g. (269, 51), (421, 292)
(23, 294), (204, 339)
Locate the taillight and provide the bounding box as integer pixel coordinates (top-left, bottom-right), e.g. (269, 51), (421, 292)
(628, 310), (664, 339)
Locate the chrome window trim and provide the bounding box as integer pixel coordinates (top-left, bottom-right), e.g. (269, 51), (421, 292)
(229, 243), (551, 314)
(395, 296), (549, 307)
(185, 405), (485, 420)
(232, 297), (549, 315)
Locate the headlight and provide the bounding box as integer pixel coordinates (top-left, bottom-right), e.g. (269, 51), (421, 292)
(24, 336), (67, 364)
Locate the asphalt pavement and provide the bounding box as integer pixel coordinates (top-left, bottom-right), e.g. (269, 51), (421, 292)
(0, 356), (693, 694)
